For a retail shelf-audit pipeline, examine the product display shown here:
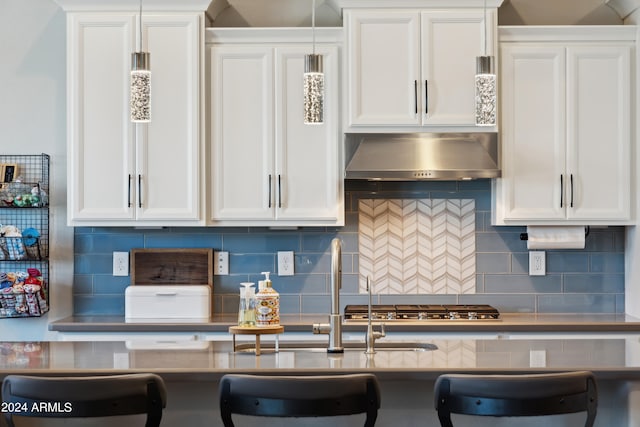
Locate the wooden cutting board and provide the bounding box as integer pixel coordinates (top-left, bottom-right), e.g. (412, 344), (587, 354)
(130, 248), (213, 287)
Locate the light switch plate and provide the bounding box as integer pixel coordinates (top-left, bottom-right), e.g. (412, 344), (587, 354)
(214, 251), (229, 275)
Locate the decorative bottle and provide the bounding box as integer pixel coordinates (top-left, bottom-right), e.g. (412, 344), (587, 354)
(255, 272), (279, 326)
(238, 282), (256, 327)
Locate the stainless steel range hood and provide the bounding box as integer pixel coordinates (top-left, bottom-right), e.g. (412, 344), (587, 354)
(345, 132), (500, 181)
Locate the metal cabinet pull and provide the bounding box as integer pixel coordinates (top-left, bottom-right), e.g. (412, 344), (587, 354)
(424, 80), (428, 116)
(127, 174), (132, 208)
(278, 174), (282, 208)
(268, 174), (272, 208)
(560, 174), (563, 208)
(138, 174), (142, 208)
(414, 80), (418, 115)
(570, 174), (574, 208)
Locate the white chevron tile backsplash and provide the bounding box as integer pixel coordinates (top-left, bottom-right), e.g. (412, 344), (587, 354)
(359, 199), (476, 294)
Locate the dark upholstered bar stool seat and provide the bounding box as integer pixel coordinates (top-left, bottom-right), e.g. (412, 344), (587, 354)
(2, 373), (167, 427)
(219, 373), (381, 426)
(434, 371), (597, 427)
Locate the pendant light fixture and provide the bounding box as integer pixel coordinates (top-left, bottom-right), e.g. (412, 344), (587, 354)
(475, 0), (496, 126)
(303, 0), (324, 125)
(131, 0), (151, 123)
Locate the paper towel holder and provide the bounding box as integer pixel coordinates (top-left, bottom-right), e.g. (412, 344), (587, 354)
(520, 226), (590, 241)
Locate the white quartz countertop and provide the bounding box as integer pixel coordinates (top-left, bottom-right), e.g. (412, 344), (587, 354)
(3, 336), (640, 381)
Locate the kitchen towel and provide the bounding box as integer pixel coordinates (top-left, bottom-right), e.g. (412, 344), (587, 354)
(526, 226), (585, 250)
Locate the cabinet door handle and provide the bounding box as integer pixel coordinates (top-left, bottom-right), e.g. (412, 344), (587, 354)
(570, 174), (574, 208)
(560, 174), (564, 208)
(278, 174), (282, 208)
(138, 174), (142, 208)
(268, 174), (272, 208)
(424, 80), (428, 116)
(414, 80), (418, 115)
(127, 174), (132, 208)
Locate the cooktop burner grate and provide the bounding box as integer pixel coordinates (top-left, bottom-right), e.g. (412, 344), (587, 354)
(344, 304), (500, 321)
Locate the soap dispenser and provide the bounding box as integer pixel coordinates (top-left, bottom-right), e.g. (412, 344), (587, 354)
(255, 272), (279, 326)
(238, 282), (256, 327)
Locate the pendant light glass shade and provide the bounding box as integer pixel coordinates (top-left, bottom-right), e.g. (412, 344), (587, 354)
(131, 0), (151, 123)
(475, 55), (496, 126)
(304, 0), (324, 125)
(475, 0), (496, 127)
(304, 53), (324, 125)
(131, 52), (151, 123)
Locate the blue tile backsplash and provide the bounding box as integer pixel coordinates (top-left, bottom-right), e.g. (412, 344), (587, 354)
(72, 180), (625, 315)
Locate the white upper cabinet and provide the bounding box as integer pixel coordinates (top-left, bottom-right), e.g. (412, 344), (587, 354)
(493, 27), (634, 225)
(208, 29), (343, 226)
(66, 12), (203, 226)
(345, 8), (494, 130)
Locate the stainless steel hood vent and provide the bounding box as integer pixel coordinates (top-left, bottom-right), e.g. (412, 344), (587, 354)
(345, 132), (500, 181)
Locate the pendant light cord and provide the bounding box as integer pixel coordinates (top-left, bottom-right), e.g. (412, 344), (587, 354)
(138, 0), (143, 52)
(483, 0), (487, 56)
(312, 0), (316, 55)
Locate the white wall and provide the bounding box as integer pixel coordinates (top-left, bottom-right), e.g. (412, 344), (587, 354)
(0, 0), (72, 340)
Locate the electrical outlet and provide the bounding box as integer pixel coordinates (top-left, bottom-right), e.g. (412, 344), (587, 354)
(530, 350), (547, 367)
(278, 251), (295, 276)
(113, 251), (129, 276)
(529, 251), (545, 276)
(215, 251), (229, 275)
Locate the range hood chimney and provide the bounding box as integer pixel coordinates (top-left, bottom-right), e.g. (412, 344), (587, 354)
(345, 132), (500, 181)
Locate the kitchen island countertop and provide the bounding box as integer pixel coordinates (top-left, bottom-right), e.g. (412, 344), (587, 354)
(2, 336), (640, 381)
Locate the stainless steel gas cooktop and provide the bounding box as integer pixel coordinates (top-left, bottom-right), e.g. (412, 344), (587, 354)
(344, 304), (500, 321)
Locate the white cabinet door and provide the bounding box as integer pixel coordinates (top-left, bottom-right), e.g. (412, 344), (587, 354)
(68, 13), (136, 221)
(67, 12), (203, 225)
(209, 36), (343, 226)
(499, 45), (567, 221)
(210, 46), (275, 220)
(346, 9), (490, 128)
(421, 10), (488, 125)
(495, 39), (632, 225)
(566, 45), (631, 221)
(346, 10), (421, 126)
(137, 14), (201, 221)
(275, 46), (341, 222)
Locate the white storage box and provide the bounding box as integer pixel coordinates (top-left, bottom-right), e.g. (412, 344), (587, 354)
(125, 285), (211, 322)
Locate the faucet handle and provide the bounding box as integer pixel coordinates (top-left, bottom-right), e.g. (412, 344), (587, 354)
(375, 323), (386, 339)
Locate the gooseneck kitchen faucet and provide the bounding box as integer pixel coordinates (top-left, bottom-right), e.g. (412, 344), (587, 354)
(313, 237), (344, 353)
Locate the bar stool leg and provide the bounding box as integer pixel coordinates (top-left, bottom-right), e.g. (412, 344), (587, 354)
(255, 335), (261, 356)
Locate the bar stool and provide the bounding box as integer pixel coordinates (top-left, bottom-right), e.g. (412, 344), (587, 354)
(219, 373), (381, 426)
(434, 371), (597, 427)
(2, 373), (167, 427)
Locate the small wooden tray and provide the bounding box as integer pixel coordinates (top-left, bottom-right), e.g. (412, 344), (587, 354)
(229, 325), (284, 356)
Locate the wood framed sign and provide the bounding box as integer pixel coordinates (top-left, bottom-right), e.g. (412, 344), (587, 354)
(130, 248), (213, 287)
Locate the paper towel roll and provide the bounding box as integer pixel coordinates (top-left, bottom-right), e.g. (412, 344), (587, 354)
(526, 226), (585, 250)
